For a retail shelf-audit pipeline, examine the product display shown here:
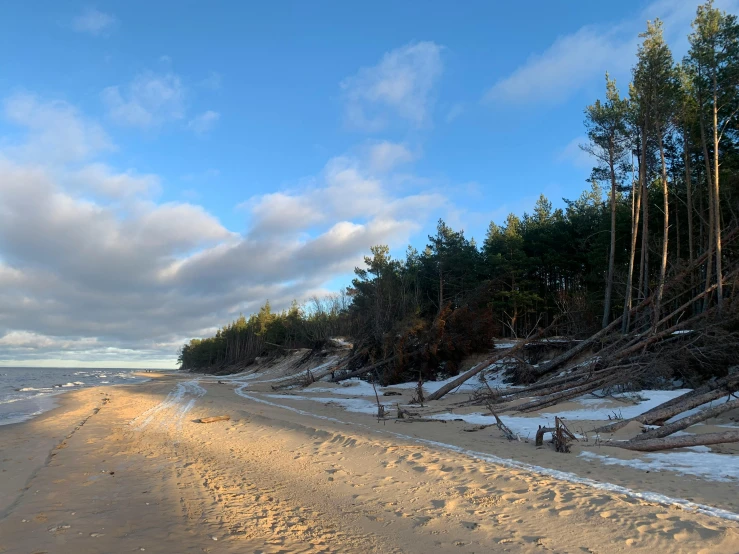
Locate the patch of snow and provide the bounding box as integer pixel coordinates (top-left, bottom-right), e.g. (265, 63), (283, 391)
(307, 379), (380, 396)
(495, 342), (517, 349)
(580, 450), (739, 482)
(428, 390), (694, 439)
(265, 394), (387, 415)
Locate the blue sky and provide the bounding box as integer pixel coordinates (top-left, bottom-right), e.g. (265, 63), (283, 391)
(0, 0), (736, 367)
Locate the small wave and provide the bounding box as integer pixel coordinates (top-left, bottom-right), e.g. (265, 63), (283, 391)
(19, 387), (40, 392)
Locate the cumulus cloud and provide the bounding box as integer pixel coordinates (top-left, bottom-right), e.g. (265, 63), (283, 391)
(341, 41), (444, 131)
(245, 156), (442, 238)
(102, 71), (186, 128)
(71, 7), (116, 36)
(4, 94), (113, 163)
(484, 0), (739, 105)
(0, 94), (444, 366)
(367, 141), (416, 172)
(188, 110), (220, 134)
(69, 163), (161, 198)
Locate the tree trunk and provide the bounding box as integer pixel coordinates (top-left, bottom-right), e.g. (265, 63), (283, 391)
(638, 120), (649, 314)
(426, 321), (560, 402)
(684, 129), (695, 308)
(603, 141), (618, 328)
(698, 83), (715, 313)
(514, 378), (610, 413)
(623, 152), (642, 334)
(594, 383), (737, 433)
(712, 71), (723, 313)
(634, 398), (739, 442)
(330, 355), (398, 383)
(618, 430), (739, 452)
(653, 128), (669, 328)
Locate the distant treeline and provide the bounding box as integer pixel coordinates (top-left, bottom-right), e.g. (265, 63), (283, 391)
(180, 1), (739, 379)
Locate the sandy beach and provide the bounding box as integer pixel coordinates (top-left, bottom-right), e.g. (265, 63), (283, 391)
(1, 370), (738, 554)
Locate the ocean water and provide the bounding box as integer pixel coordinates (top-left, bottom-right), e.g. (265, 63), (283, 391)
(0, 367), (151, 426)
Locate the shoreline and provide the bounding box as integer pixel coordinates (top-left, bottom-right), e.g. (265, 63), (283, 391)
(0, 370), (165, 427)
(1, 373), (737, 553)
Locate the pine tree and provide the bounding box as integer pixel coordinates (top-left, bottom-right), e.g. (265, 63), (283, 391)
(583, 73), (630, 327)
(687, 0), (739, 312)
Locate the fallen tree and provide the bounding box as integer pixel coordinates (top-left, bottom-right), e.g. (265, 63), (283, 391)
(330, 355), (399, 383)
(426, 318), (560, 402)
(632, 398), (739, 442)
(594, 375), (739, 433)
(617, 430), (739, 452)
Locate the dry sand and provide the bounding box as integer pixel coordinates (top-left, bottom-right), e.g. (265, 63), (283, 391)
(1, 372), (738, 554)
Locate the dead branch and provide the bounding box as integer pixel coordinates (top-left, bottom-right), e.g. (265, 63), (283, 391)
(427, 318), (560, 402)
(514, 377), (611, 413)
(330, 355), (398, 383)
(535, 426), (555, 446)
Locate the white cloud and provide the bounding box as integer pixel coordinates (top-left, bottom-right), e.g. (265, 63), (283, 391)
(188, 110), (220, 135)
(557, 136), (596, 169)
(367, 141), (416, 172)
(71, 7), (116, 36)
(485, 26), (633, 105)
(200, 72), (222, 91)
(245, 154), (442, 239)
(341, 41), (444, 131)
(3, 93), (113, 163)
(0, 93), (446, 366)
(69, 163), (161, 198)
(484, 0), (739, 105)
(102, 71), (186, 129)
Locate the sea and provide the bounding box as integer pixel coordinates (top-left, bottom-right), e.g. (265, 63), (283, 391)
(0, 367), (154, 426)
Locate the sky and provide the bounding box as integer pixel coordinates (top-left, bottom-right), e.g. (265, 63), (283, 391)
(0, 0), (737, 368)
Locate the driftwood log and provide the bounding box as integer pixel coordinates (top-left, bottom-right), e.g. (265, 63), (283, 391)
(196, 415), (230, 424)
(617, 430), (739, 452)
(594, 377), (739, 434)
(632, 398), (739, 442)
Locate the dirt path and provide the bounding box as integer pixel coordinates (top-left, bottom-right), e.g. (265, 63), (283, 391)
(1, 376), (737, 553)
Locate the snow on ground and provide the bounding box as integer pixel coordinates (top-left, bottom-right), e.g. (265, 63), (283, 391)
(495, 342), (517, 349)
(306, 379), (379, 396)
(580, 450), (739, 482)
(306, 367), (519, 397)
(265, 393), (383, 415)
(429, 389), (693, 439)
